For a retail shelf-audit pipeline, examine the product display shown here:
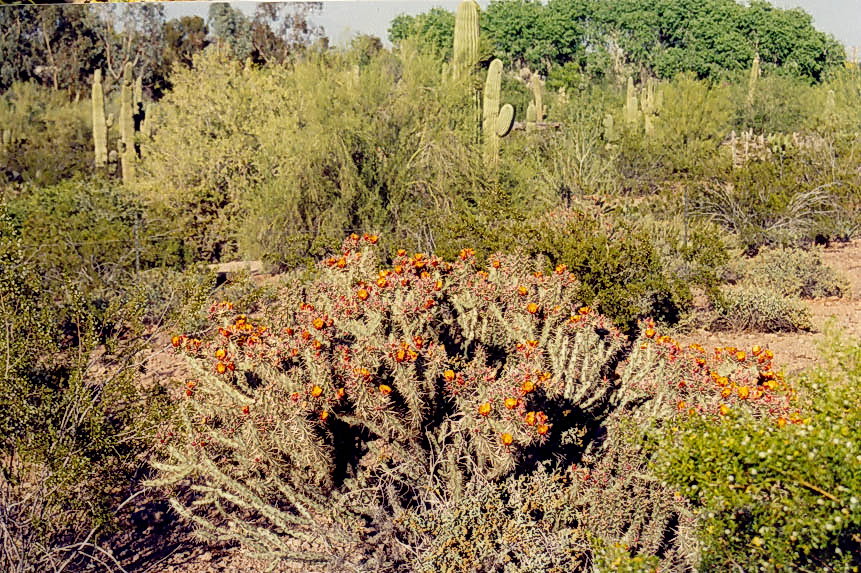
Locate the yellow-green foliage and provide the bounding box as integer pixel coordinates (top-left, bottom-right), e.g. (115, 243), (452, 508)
(653, 330), (861, 572)
(139, 46), (481, 264)
(711, 285), (813, 332)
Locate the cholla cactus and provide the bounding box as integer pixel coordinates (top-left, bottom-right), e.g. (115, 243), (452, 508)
(151, 235), (630, 567)
(615, 319), (796, 425)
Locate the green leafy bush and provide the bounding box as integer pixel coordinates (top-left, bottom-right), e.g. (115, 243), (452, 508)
(653, 330), (861, 571)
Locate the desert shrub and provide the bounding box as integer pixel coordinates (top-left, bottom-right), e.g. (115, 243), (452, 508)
(734, 246), (849, 299)
(4, 178), (187, 297)
(140, 44), (485, 265)
(709, 285), (813, 332)
(150, 235), (648, 569)
(437, 207), (691, 331)
(652, 330), (861, 571)
(692, 152), (841, 251)
(0, 82), (93, 186)
(0, 208), (169, 572)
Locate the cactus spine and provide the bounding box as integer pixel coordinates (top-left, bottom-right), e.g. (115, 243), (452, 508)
(453, 0), (480, 80)
(482, 59), (514, 168)
(119, 62), (136, 184)
(91, 69), (108, 169)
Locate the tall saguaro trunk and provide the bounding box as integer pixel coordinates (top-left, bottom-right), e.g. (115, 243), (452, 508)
(91, 70), (108, 169)
(119, 62), (136, 184)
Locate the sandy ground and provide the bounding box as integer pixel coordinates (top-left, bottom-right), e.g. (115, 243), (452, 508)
(676, 239), (861, 378)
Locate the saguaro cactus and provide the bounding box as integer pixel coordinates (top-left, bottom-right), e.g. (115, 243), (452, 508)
(747, 53), (760, 108)
(641, 77), (661, 135)
(530, 73), (544, 123)
(453, 0), (480, 80)
(119, 62), (136, 184)
(482, 58), (515, 168)
(624, 76), (639, 128)
(91, 69), (108, 169)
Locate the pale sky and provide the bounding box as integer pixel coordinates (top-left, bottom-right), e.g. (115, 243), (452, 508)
(163, 1), (861, 54)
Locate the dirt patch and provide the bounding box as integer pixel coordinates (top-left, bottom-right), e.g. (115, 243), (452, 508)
(677, 239), (861, 377)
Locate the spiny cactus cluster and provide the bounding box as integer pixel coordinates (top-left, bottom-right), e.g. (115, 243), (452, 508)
(151, 235), (798, 569)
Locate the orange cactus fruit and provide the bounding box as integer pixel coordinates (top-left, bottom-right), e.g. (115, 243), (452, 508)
(720, 387), (733, 398)
(524, 411), (537, 426)
(216, 362), (227, 374)
(376, 277), (388, 288)
(171, 335), (182, 348)
(319, 410), (329, 420)
(555, 264), (567, 274)
(478, 402), (492, 416)
(504, 397), (519, 409)
(186, 380), (197, 389)
(397, 249), (407, 256)
(719, 404), (731, 416)
(736, 351), (747, 362)
(738, 386), (750, 400)
(526, 340), (538, 348)
(501, 433), (514, 446)
(310, 385), (323, 398)
(677, 400), (687, 411)
(335, 388), (346, 399)
(312, 317), (326, 330)
(357, 288), (370, 301)
(443, 369), (456, 382)
(241, 405), (250, 415)
(395, 348), (407, 362)
(526, 303), (539, 315)
(752, 345), (763, 356)
(491, 259), (501, 269)
(578, 306), (590, 315)
(536, 424), (550, 436)
(517, 286), (529, 296)
(379, 384), (393, 395)
(521, 380), (535, 394)
(644, 327), (656, 339)
(365, 234), (379, 244)
(434, 280), (443, 291)
(777, 417), (787, 428)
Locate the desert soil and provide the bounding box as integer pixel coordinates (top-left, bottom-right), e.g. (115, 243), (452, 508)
(127, 240), (861, 573)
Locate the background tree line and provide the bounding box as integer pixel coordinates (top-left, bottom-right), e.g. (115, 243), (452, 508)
(0, 2), (323, 98)
(389, 0), (845, 83)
